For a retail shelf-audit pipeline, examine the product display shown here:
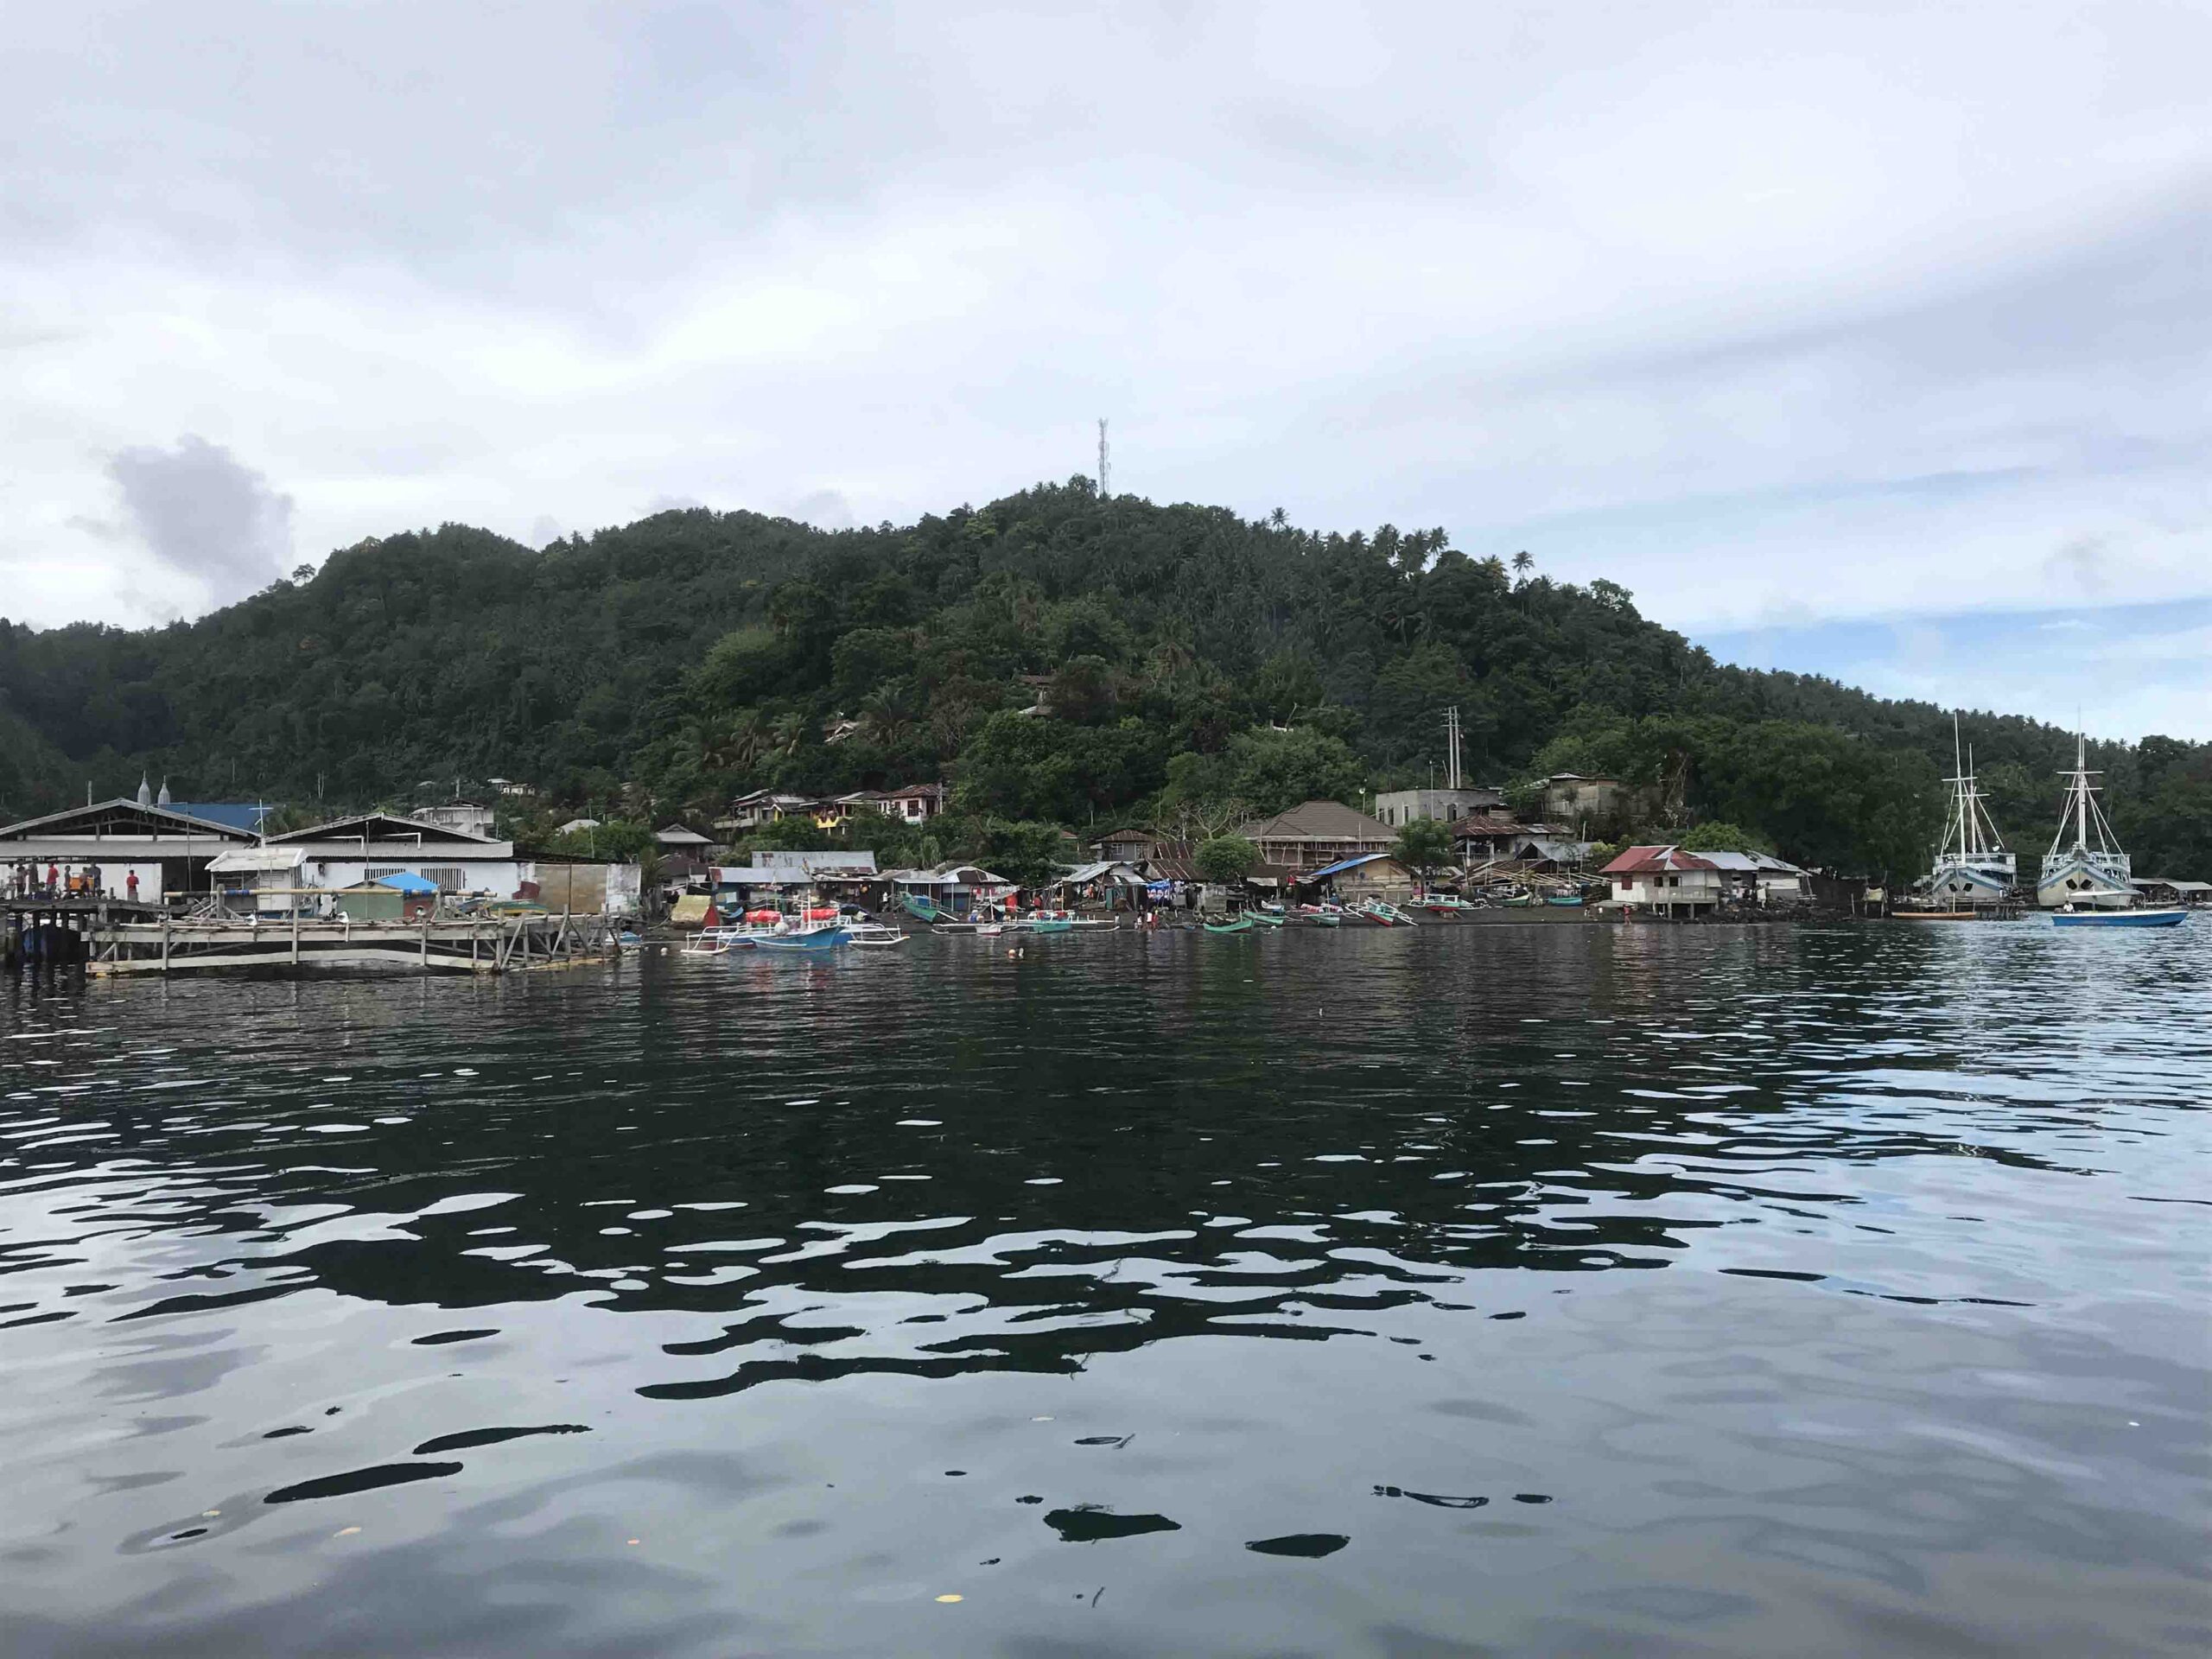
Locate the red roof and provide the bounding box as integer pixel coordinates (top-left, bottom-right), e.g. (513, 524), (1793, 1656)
(1599, 844), (1719, 875)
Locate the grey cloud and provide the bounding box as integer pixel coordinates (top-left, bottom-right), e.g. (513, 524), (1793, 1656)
(106, 436), (293, 604)
(790, 490), (855, 532)
(2046, 534), (2107, 592)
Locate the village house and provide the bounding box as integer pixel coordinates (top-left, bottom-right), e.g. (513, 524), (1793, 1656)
(1599, 845), (1726, 916)
(1694, 849), (1813, 905)
(415, 798), (498, 838)
(1452, 814), (1587, 870)
(874, 782), (947, 823)
(1233, 801), (1395, 874)
(1370, 785), (1503, 828)
(1533, 772), (1625, 825)
(1299, 852), (1420, 901)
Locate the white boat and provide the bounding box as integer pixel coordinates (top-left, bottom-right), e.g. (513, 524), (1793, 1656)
(2037, 733), (2134, 910)
(846, 920), (908, 948)
(1917, 715), (2017, 912)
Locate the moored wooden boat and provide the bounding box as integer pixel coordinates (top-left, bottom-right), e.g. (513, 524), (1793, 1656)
(2051, 907), (2186, 928)
(1203, 914), (1255, 935)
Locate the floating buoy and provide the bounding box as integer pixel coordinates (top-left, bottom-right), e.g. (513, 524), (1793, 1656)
(936, 1593), (963, 1604)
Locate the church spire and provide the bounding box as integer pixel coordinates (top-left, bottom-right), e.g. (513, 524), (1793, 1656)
(156, 777), (171, 806)
(137, 773), (152, 807)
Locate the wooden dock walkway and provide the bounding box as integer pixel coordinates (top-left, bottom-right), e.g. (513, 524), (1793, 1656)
(9, 906), (621, 976)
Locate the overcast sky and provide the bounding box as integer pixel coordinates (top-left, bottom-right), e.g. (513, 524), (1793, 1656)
(6, 3), (2207, 737)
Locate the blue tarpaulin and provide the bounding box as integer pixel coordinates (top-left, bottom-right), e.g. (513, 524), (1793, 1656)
(373, 871), (439, 893)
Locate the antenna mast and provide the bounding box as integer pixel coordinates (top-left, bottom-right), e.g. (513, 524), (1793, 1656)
(1096, 418), (1109, 498)
(1444, 706), (1463, 791)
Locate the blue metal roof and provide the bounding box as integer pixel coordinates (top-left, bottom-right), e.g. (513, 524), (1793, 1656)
(1306, 852), (1395, 880)
(167, 802), (274, 833)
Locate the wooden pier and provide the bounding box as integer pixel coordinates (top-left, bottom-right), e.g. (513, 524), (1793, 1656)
(80, 910), (620, 976)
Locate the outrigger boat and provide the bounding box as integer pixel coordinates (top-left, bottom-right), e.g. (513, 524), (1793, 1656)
(1356, 899), (1418, 926)
(1203, 913), (1254, 935)
(1411, 893), (1475, 914)
(1543, 892), (1585, 907)
(2041, 733), (2186, 927)
(846, 920), (908, 948)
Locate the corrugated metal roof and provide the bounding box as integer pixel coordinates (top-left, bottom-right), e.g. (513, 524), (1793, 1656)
(1306, 852), (1399, 880)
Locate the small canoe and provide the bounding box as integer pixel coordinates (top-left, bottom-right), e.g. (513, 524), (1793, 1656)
(1025, 918), (1073, 934)
(2050, 907), (2187, 928)
(1204, 915), (1254, 935)
(1543, 893), (1584, 907)
(1247, 912), (1285, 927)
(899, 893), (943, 924)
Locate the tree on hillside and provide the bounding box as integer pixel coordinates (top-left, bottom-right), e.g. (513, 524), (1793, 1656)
(1393, 817), (1456, 887)
(1195, 835), (1258, 887)
(1677, 821), (1775, 854)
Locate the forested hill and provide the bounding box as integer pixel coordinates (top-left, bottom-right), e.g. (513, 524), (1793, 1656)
(2, 480), (2205, 878)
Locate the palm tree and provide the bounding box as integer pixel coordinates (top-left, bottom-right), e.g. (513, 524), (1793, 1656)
(1511, 550), (1535, 582)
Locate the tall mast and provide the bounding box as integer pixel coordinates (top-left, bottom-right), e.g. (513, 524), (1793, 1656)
(2075, 732), (2089, 853)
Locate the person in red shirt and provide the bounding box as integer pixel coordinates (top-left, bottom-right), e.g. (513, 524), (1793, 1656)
(126, 870), (140, 902)
(46, 862), (60, 895)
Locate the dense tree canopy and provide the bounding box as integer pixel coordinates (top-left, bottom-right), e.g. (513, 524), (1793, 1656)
(0, 480), (2202, 880)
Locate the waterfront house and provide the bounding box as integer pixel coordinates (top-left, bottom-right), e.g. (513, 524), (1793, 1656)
(1372, 785), (1503, 828)
(0, 798), (259, 900)
(2133, 875), (2211, 907)
(1050, 861), (1148, 910)
(720, 790), (822, 832)
(1694, 849), (1813, 904)
(1233, 801), (1395, 874)
(1452, 815), (1585, 870)
(264, 812), (525, 898)
(1299, 852), (1421, 900)
(1599, 846), (1725, 915)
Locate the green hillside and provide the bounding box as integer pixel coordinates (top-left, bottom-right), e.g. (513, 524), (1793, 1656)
(2, 480), (2204, 880)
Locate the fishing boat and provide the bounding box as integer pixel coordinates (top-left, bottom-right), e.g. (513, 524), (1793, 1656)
(1910, 715), (2018, 916)
(1542, 892), (1584, 907)
(1355, 899), (1418, 926)
(1018, 917), (1074, 935)
(846, 920), (908, 948)
(1501, 892), (1537, 909)
(2051, 906), (2186, 928)
(1246, 910), (1285, 927)
(2037, 733), (2135, 912)
(1412, 893), (1474, 914)
(752, 925), (852, 954)
(1203, 914), (1254, 935)
(899, 893), (944, 925)
(1065, 917), (1122, 931)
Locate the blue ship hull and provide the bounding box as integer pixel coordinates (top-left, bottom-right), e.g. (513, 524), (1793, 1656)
(2050, 909), (2186, 928)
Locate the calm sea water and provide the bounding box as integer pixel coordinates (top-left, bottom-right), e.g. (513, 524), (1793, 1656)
(3, 923), (2206, 1657)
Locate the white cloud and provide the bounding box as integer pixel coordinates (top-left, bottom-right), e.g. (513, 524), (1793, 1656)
(0, 0), (2204, 684)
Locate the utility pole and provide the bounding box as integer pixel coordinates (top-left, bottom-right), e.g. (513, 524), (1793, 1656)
(1443, 706), (1463, 792)
(1096, 418), (1110, 498)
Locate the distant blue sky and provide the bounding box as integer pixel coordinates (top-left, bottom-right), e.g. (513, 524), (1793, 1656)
(4, 4), (2206, 738)
(1699, 598), (2212, 742)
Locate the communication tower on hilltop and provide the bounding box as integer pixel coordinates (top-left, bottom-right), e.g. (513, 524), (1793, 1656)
(1096, 418), (1110, 498)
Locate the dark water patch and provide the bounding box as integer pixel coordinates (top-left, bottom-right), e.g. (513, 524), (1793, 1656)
(411, 1425), (590, 1455)
(1045, 1506), (1183, 1543)
(264, 1462), (464, 1504)
(1246, 1533), (1349, 1557)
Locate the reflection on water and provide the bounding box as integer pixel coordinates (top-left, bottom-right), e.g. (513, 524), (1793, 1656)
(2, 924), (2207, 1657)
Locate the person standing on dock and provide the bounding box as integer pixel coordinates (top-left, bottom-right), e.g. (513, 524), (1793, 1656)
(126, 869), (139, 903)
(46, 861), (60, 897)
